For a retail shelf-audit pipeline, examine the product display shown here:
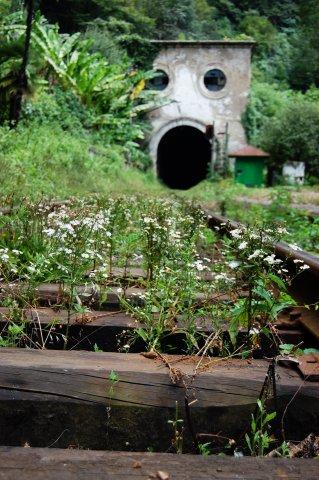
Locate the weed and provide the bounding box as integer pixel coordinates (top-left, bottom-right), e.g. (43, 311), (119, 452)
(168, 401), (184, 454)
(198, 442), (212, 456)
(245, 399), (276, 456)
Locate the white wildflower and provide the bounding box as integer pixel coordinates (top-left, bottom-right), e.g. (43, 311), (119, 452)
(43, 228), (55, 237)
(300, 264), (310, 270)
(247, 250), (262, 260)
(277, 227), (289, 235)
(230, 228), (242, 239)
(238, 241), (248, 250)
(250, 328), (260, 335)
(289, 244), (302, 251)
(228, 260), (241, 269)
(264, 254), (276, 265)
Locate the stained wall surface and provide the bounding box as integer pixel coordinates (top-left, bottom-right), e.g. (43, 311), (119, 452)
(148, 42), (253, 167)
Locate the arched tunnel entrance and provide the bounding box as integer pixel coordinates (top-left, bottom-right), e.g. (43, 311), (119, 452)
(157, 126), (211, 189)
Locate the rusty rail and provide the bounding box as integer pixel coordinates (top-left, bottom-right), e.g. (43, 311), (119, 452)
(206, 211), (319, 310)
(206, 211), (319, 276)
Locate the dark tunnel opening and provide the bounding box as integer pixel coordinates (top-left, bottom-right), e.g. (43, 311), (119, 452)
(157, 126), (211, 190)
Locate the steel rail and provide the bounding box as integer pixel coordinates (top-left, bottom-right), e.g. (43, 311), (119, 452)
(206, 211), (319, 276)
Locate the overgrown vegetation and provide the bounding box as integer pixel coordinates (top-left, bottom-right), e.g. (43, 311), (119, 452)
(0, 0), (318, 194)
(0, 1), (319, 460)
(0, 195), (307, 354)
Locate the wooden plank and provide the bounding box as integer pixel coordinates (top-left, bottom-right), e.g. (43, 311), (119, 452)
(0, 306), (302, 331)
(0, 307), (138, 351)
(0, 349), (318, 450)
(297, 354), (319, 381)
(298, 308), (319, 341)
(0, 283), (244, 308)
(0, 447), (318, 480)
(0, 306), (135, 328)
(0, 307), (306, 352)
(109, 266), (216, 282)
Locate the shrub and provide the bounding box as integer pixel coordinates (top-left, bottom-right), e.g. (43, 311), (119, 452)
(260, 101), (319, 175)
(242, 81), (290, 144)
(21, 87), (92, 131)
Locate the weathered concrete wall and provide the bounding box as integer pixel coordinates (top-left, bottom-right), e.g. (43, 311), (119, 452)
(148, 42), (253, 167)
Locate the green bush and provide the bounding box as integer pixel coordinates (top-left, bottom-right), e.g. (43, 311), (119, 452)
(242, 81), (290, 144)
(21, 87), (92, 131)
(260, 101), (319, 175)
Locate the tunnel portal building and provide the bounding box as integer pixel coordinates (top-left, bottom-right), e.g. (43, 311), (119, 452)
(148, 40), (254, 189)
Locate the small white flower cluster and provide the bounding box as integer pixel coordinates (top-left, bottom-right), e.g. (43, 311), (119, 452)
(289, 244), (302, 251)
(0, 248), (10, 262)
(293, 259), (310, 270)
(263, 254), (282, 266)
(230, 228), (242, 239)
(228, 226), (311, 275)
(0, 248), (23, 276)
(247, 249), (263, 260)
(214, 271), (235, 285)
(192, 259), (209, 272)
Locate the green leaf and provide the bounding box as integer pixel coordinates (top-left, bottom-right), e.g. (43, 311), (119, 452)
(265, 412), (276, 423)
(245, 433), (252, 452)
(109, 370), (119, 382)
(136, 327), (148, 342)
(268, 273), (287, 291)
(241, 350), (250, 359)
(93, 343), (103, 352)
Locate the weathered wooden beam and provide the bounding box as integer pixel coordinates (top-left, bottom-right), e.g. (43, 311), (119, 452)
(0, 349), (318, 450)
(297, 308), (319, 342)
(0, 283), (243, 308)
(109, 266), (216, 282)
(0, 306), (306, 352)
(0, 447), (318, 480)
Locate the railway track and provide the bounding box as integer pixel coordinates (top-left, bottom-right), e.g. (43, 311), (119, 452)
(207, 211), (319, 339)
(0, 200), (318, 478)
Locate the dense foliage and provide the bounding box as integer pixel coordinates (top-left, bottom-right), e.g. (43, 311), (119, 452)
(261, 102), (319, 176)
(39, 0), (319, 90)
(0, 195), (299, 358)
(0, 5), (160, 172)
(0, 0), (318, 188)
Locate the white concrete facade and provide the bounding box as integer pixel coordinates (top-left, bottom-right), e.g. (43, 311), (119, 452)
(148, 41), (254, 168)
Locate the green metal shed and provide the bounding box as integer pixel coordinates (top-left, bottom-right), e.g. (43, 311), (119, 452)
(228, 146), (269, 187)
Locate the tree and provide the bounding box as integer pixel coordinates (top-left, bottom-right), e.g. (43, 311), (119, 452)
(39, 0), (154, 36)
(0, 0), (10, 15)
(240, 13), (277, 55)
(288, 1), (319, 90)
(261, 102), (319, 177)
(9, 0), (35, 127)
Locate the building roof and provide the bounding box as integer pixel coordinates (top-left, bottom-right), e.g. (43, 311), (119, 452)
(150, 40), (255, 47)
(228, 146), (270, 157)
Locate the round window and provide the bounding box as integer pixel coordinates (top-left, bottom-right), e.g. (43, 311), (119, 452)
(204, 69), (226, 92)
(149, 70), (169, 91)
